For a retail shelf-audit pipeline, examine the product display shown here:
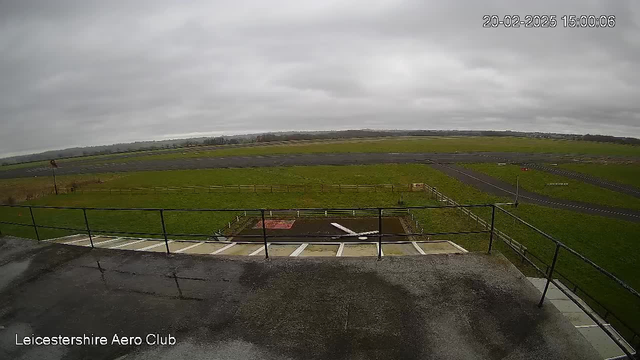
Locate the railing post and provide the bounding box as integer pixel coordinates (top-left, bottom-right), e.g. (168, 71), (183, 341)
(377, 208), (382, 260)
(29, 206), (40, 241)
(83, 208), (94, 248)
(261, 209), (269, 259)
(488, 205), (496, 253)
(159, 210), (170, 254)
(539, 243), (561, 307)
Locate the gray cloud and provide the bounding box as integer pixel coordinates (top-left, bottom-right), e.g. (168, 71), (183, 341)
(0, 0), (639, 157)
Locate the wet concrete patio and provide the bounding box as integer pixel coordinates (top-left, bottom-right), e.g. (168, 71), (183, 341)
(0, 236), (600, 360)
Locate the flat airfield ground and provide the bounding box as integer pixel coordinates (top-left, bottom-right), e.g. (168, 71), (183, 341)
(1, 137), (640, 347)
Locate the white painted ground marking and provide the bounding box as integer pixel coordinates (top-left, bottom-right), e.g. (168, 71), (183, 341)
(175, 242), (204, 253)
(92, 237), (124, 247)
(448, 241), (469, 253)
(331, 223), (357, 234)
(290, 243), (308, 257)
(137, 241), (172, 251)
(330, 223), (379, 239)
(109, 239), (146, 249)
(46, 234), (82, 242)
(575, 324), (610, 328)
(336, 243), (345, 257)
(412, 242), (426, 255)
(63, 237), (91, 245)
(249, 244), (269, 256)
(211, 243), (236, 255)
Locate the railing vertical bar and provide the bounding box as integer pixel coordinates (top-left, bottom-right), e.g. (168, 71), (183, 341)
(539, 244), (561, 307)
(160, 209), (170, 254)
(83, 208), (94, 248)
(29, 206), (40, 241)
(488, 205), (496, 253)
(377, 208), (382, 260)
(261, 209), (269, 259)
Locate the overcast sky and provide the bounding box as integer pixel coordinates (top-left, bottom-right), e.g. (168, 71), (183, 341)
(1, 0), (639, 157)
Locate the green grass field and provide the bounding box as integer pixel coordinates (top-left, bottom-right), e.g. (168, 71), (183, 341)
(47, 136), (640, 167)
(1, 163), (638, 340)
(463, 163), (640, 210)
(0, 173), (122, 203)
(557, 163), (640, 189)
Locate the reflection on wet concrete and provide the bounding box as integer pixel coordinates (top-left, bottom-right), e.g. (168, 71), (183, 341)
(91, 260), (205, 301)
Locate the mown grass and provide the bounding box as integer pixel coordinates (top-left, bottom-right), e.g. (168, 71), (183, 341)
(463, 163), (640, 210)
(0, 163), (638, 339)
(66, 136), (640, 166)
(0, 174), (122, 204)
(558, 163), (640, 189)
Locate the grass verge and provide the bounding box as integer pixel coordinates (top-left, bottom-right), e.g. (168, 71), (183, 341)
(557, 163), (640, 189)
(463, 163), (640, 210)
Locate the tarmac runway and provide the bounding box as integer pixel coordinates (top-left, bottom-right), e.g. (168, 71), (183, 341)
(430, 163), (640, 223)
(522, 163), (640, 199)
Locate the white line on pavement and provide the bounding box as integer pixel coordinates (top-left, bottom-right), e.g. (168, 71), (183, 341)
(412, 241), (426, 255)
(93, 237), (123, 247)
(290, 243), (308, 257)
(110, 239), (146, 249)
(137, 241), (172, 251)
(175, 242), (204, 253)
(211, 243), (236, 255)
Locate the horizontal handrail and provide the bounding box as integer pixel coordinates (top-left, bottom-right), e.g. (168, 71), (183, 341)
(0, 203), (496, 212)
(496, 205), (640, 302)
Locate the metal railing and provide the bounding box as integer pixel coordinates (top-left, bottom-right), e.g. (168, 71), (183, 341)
(0, 202), (638, 357)
(423, 180), (639, 356)
(0, 204), (494, 255)
(495, 205), (638, 359)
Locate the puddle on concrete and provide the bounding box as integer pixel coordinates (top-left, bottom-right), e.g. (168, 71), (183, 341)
(0, 257), (32, 291)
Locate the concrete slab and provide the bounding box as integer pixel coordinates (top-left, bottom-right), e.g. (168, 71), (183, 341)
(66, 237), (94, 247)
(144, 241), (173, 252)
(418, 241), (463, 254)
(527, 277), (634, 358)
(165, 241), (196, 253)
(300, 244), (339, 257)
(565, 312), (597, 327)
(0, 236), (601, 360)
(382, 243), (420, 256)
(218, 243), (263, 256)
(93, 237), (132, 249)
(267, 244), (300, 257)
(577, 326), (627, 359)
(341, 243), (378, 257)
(181, 242), (229, 254)
(116, 239), (158, 250)
(48, 234), (88, 244)
(550, 298), (585, 314)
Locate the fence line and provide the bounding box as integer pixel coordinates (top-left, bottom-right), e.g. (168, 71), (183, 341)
(56, 183), (428, 195)
(1, 188), (638, 355)
(420, 184), (528, 254)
